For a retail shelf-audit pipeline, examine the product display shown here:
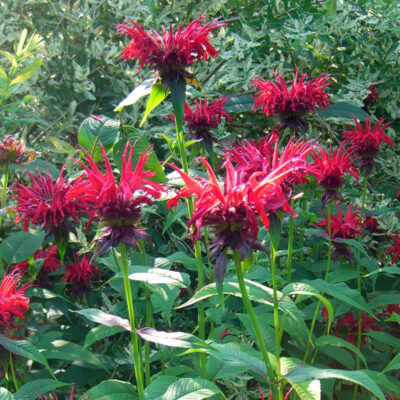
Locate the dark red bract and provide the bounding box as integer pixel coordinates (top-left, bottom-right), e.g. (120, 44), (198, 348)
(117, 15), (225, 86)
(387, 234), (400, 264)
(252, 69), (330, 131)
(342, 117), (393, 175)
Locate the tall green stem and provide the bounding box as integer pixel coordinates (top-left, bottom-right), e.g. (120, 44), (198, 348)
(233, 251), (277, 398)
(119, 243), (145, 399)
(304, 201), (332, 363)
(174, 111), (206, 378)
(353, 176), (368, 400)
(286, 202), (295, 283)
(0, 164), (9, 229)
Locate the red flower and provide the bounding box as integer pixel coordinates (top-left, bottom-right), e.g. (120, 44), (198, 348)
(13, 167), (89, 238)
(336, 311), (381, 345)
(342, 117), (393, 175)
(182, 97), (232, 151)
(363, 216), (384, 235)
(117, 15), (225, 87)
(39, 387), (87, 400)
(377, 304), (400, 320)
(252, 69), (330, 131)
(321, 305), (329, 324)
(68, 141), (164, 255)
(11, 245), (60, 287)
(364, 85), (379, 106)
(315, 203), (362, 260)
(63, 254), (99, 297)
(387, 234), (400, 264)
(0, 135), (35, 168)
(311, 144), (358, 207)
(0, 272), (29, 329)
(168, 152), (306, 282)
(219, 328), (237, 340)
(386, 393), (400, 400)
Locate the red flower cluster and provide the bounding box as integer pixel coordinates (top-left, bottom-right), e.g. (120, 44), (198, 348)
(342, 117), (393, 175)
(168, 141), (311, 282)
(63, 254), (99, 297)
(13, 167), (90, 238)
(335, 311), (381, 345)
(252, 69), (330, 131)
(0, 135), (35, 168)
(363, 216), (384, 235)
(387, 234), (400, 264)
(311, 144), (358, 207)
(364, 85), (379, 106)
(39, 387), (87, 400)
(182, 97), (232, 151)
(68, 141), (164, 255)
(117, 15), (225, 87)
(0, 272), (29, 329)
(315, 203), (362, 260)
(377, 304), (400, 320)
(11, 245), (60, 287)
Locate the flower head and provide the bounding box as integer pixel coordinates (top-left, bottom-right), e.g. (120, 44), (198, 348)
(315, 203), (362, 260)
(342, 117), (393, 175)
(252, 69), (330, 131)
(68, 141), (164, 255)
(11, 245), (60, 287)
(117, 15), (225, 87)
(63, 254), (99, 297)
(387, 234), (400, 264)
(0, 272), (29, 329)
(311, 144), (358, 207)
(363, 216), (384, 235)
(13, 167), (89, 239)
(0, 136), (35, 168)
(181, 97), (232, 151)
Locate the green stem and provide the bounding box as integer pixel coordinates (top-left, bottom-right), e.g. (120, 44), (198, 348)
(119, 243), (145, 399)
(269, 237), (283, 400)
(353, 176), (368, 400)
(0, 164), (10, 229)
(287, 206), (295, 284)
(9, 352), (19, 390)
(233, 251), (277, 397)
(304, 201), (332, 363)
(174, 112), (207, 379)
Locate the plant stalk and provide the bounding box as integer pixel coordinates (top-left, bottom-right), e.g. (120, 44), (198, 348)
(0, 164), (10, 229)
(119, 243), (145, 399)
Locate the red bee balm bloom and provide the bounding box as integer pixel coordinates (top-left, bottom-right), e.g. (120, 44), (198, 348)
(342, 117), (393, 175)
(13, 167), (89, 238)
(182, 97), (232, 151)
(252, 69), (330, 131)
(315, 203), (362, 260)
(387, 234), (400, 264)
(0, 136), (35, 168)
(0, 273), (29, 329)
(68, 142), (164, 255)
(311, 144), (358, 207)
(117, 15), (225, 87)
(63, 254), (99, 297)
(168, 153), (305, 282)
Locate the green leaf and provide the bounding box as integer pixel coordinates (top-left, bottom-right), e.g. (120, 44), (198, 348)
(316, 102), (368, 121)
(140, 80), (169, 126)
(304, 280), (373, 316)
(0, 230), (44, 264)
(14, 380), (69, 400)
(224, 94), (254, 113)
(84, 325), (125, 349)
(367, 331), (400, 352)
(368, 294), (400, 310)
(0, 65), (8, 80)
(78, 115), (120, 162)
(112, 133), (166, 184)
(167, 252), (197, 271)
(114, 78), (157, 112)
(136, 328), (214, 351)
(10, 60), (42, 86)
(0, 334), (54, 377)
(16, 29), (28, 57)
(81, 380), (139, 400)
(73, 308), (131, 331)
(170, 78), (186, 128)
(39, 339), (107, 370)
(284, 366), (385, 400)
(315, 335), (367, 368)
(0, 388), (15, 400)
(283, 282), (334, 332)
(382, 353), (400, 373)
(154, 377), (223, 400)
(128, 268), (189, 287)
(144, 376), (179, 398)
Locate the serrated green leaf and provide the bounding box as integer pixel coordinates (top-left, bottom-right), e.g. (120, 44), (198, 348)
(0, 334), (54, 377)
(10, 60), (42, 86)
(144, 376), (180, 398)
(224, 94), (254, 113)
(128, 268), (189, 287)
(82, 380), (139, 400)
(14, 380), (69, 400)
(382, 353), (400, 373)
(0, 230), (44, 264)
(167, 252), (197, 271)
(316, 102), (367, 121)
(84, 325), (125, 349)
(114, 78), (157, 112)
(140, 80), (169, 126)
